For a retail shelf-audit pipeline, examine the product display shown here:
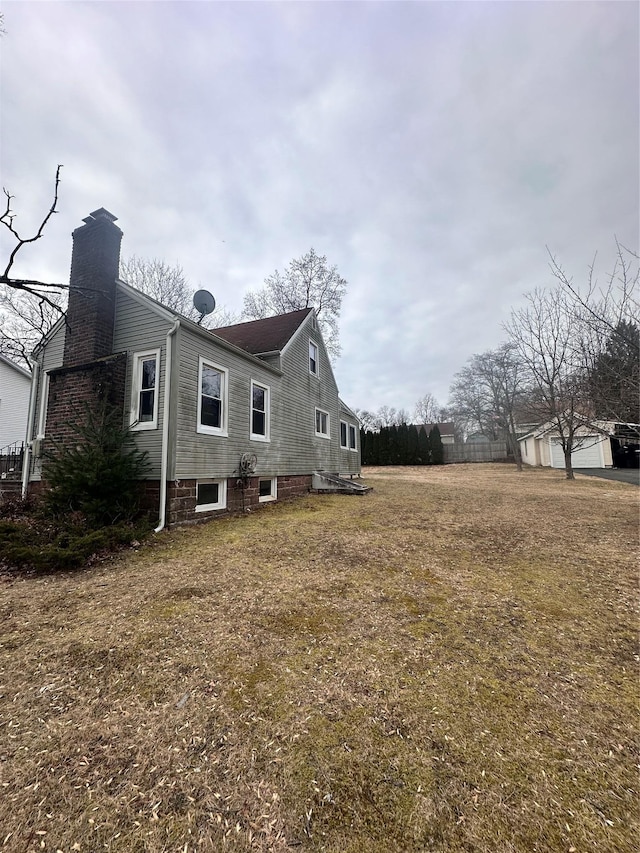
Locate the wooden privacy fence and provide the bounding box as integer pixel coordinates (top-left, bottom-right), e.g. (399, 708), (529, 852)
(443, 441), (509, 463)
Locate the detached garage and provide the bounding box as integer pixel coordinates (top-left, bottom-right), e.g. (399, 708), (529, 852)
(549, 437), (607, 469)
(519, 418), (615, 470)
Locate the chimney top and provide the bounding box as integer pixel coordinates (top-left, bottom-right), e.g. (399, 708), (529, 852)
(82, 208), (118, 225)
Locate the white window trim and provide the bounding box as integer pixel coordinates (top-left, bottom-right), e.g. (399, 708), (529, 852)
(195, 478), (227, 512)
(197, 357), (229, 436)
(250, 379), (271, 442)
(348, 423), (358, 452)
(315, 407), (330, 439)
(258, 477), (277, 503)
(340, 419), (348, 449)
(130, 349), (160, 431)
(36, 371), (50, 438)
(309, 339), (319, 377)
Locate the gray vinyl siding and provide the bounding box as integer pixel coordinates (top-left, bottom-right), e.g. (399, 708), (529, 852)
(277, 318), (345, 474)
(174, 326), (283, 479)
(338, 406), (361, 475)
(29, 323), (66, 480)
(113, 288), (173, 477)
(32, 323), (65, 441)
(173, 315), (354, 479)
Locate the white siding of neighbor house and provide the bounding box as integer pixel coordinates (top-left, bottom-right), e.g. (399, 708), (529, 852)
(0, 357), (31, 448)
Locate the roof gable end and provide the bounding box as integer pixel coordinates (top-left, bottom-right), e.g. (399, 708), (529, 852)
(213, 308), (312, 355)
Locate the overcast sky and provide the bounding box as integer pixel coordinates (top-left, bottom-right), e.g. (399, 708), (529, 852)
(1, 0), (638, 414)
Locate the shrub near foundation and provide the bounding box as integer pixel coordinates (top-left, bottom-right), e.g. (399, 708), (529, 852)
(0, 404), (151, 573)
(42, 402), (149, 528)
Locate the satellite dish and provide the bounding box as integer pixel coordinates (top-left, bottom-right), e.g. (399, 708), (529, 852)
(193, 289), (216, 323)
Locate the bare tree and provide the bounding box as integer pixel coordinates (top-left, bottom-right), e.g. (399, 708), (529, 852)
(0, 167), (71, 365)
(353, 408), (378, 431)
(505, 287), (596, 479)
(451, 345), (525, 470)
(242, 248), (346, 359)
(120, 255), (239, 329)
(413, 392), (441, 425)
(0, 288), (63, 368)
(548, 241), (639, 423)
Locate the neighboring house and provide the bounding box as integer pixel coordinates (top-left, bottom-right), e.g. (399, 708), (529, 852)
(0, 353), (31, 449)
(23, 208), (361, 526)
(465, 432), (491, 443)
(420, 422), (456, 445)
(517, 418), (638, 469)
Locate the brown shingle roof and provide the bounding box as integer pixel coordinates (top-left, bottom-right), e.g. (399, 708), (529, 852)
(212, 308), (312, 355)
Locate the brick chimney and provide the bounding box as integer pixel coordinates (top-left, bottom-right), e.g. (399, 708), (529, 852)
(63, 208), (123, 367)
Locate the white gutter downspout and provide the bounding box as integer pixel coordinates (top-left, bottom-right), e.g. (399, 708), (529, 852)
(155, 319), (180, 533)
(21, 359), (40, 499)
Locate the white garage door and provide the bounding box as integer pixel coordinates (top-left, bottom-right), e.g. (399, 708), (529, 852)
(550, 437), (604, 468)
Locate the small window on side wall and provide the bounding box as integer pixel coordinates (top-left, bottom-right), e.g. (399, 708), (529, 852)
(131, 349), (160, 430)
(258, 477), (277, 502)
(196, 479), (227, 512)
(340, 420), (348, 449)
(348, 424), (357, 451)
(309, 340), (319, 376)
(198, 358), (228, 435)
(315, 408), (330, 438)
(251, 380), (270, 441)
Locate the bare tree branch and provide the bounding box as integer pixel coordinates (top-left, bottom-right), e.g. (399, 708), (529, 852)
(1, 166), (66, 303)
(242, 248), (346, 360)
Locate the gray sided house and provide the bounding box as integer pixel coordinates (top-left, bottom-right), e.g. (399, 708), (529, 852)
(24, 209), (361, 526)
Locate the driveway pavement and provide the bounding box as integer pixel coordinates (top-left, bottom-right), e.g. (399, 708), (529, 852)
(575, 468), (640, 486)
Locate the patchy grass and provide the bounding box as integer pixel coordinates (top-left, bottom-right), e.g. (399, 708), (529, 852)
(0, 464), (638, 852)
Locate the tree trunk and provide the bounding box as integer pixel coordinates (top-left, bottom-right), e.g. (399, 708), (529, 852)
(564, 448), (575, 480)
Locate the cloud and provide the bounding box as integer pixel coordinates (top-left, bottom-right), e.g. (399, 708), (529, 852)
(1, 0), (637, 411)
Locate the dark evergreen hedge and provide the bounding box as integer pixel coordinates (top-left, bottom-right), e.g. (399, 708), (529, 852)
(360, 424), (442, 466)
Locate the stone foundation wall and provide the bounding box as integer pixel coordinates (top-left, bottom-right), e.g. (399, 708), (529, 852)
(165, 474), (312, 526)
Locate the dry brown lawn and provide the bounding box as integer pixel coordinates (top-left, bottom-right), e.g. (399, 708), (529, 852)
(0, 464), (638, 853)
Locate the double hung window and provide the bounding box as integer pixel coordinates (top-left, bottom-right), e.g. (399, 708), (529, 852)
(309, 340), (319, 376)
(315, 407), (330, 438)
(250, 381), (270, 441)
(349, 424), (357, 451)
(340, 420), (348, 449)
(198, 358), (228, 435)
(131, 350), (160, 430)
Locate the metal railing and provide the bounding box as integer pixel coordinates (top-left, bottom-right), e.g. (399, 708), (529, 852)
(0, 441), (24, 479)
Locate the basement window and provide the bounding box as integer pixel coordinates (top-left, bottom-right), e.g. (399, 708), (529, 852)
(131, 349), (160, 430)
(196, 479), (227, 512)
(258, 477), (277, 502)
